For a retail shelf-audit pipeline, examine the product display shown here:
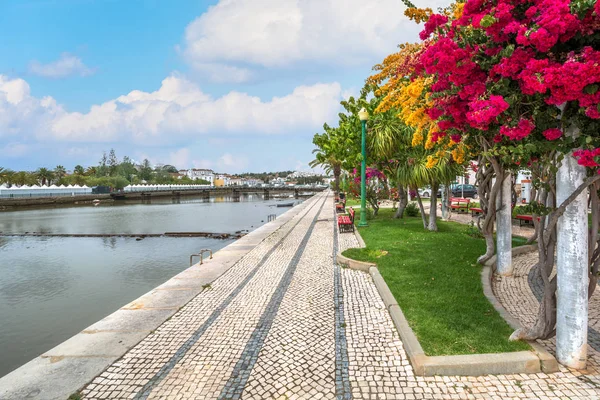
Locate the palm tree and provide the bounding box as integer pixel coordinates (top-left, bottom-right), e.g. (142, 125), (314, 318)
(85, 166), (97, 176)
(36, 168), (54, 186)
(54, 165), (66, 181)
(12, 171), (36, 186)
(0, 167), (14, 185)
(74, 165), (85, 175)
(368, 110), (414, 218)
(310, 130), (343, 193)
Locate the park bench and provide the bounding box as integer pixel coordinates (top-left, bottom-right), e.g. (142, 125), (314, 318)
(450, 197), (470, 213)
(470, 207), (483, 216)
(335, 198), (346, 213)
(515, 214), (541, 227)
(338, 207), (355, 233)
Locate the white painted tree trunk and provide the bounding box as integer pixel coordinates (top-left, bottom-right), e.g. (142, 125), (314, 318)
(496, 172), (513, 276)
(556, 150), (588, 369)
(441, 185), (449, 220)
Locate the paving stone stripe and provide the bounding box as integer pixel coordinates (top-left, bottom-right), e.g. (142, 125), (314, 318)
(216, 197), (327, 399)
(333, 209), (352, 400)
(238, 198), (337, 399)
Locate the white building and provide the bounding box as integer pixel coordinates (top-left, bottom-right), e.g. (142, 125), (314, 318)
(187, 169), (214, 184)
(288, 170), (319, 179)
(229, 176), (243, 186)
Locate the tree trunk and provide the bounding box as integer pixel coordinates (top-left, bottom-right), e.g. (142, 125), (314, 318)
(556, 149), (588, 369)
(428, 181), (439, 231)
(476, 154), (502, 265)
(496, 172), (513, 276)
(511, 182), (558, 341)
(333, 166), (341, 194)
(413, 185), (428, 229)
(441, 185), (450, 220)
(395, 184), (408, 219)
(588, 182), (599, 298)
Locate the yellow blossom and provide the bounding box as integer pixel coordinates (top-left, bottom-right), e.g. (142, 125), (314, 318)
(425, 155), (438, 169)
(453, 3), (465, 20)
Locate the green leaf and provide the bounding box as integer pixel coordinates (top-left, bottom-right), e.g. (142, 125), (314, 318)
(480, 15), (497, 28)
(584, 84), (599, 95)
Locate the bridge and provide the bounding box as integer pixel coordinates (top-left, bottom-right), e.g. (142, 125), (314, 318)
(109, 185), (326, 201)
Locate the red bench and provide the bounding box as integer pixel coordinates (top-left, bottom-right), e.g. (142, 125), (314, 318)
(515, 214), (541, 227)
(450, 197), (470, 212)
(470, 207), (483, 216)
(338, 207), (355, 233)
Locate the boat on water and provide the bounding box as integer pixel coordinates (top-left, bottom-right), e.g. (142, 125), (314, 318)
(276, 202), (295, 208)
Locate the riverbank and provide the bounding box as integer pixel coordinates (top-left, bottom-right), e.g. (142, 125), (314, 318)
(0, 187), (321, 211)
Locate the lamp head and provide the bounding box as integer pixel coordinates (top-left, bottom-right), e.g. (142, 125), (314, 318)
(358, 107), (369, 121)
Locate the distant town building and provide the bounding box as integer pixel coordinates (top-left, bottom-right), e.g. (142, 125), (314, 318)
(287, 170), (319, 179)
(169, 173), (185, 180)
(229, 176), (243, 186)
(184, 169), (214, 184)
(214, 174), (230, 187)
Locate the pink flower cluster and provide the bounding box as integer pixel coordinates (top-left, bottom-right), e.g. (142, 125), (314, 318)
(413, 0), (600, 153)
(542, 128), (562, 140)
(466, 96), (510, 129)
(352, 167), (385, 184)
(573, 149), (600, 168)
(500, 119), (536, 140)
(420, 14), (449, 40)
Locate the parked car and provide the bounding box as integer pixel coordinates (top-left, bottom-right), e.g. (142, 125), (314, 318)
(417, 187), (432, 198)
(436, 184), (478, 199)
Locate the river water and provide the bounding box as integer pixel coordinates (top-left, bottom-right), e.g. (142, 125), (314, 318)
(0, 194), (299, 378)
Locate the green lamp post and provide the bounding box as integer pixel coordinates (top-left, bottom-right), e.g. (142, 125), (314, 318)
(358, 107), (369, 227)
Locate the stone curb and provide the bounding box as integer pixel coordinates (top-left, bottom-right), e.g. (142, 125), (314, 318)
(336, 228), (375, 272)
(481, 245), (559, 374)
(0, 195), (320, 400)
(342, 230), (555, 376)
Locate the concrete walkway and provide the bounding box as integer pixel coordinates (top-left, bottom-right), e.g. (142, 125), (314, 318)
(4, 192), (600, 399)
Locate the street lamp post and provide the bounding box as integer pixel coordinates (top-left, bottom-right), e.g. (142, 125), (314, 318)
(358, 107), (369, 227)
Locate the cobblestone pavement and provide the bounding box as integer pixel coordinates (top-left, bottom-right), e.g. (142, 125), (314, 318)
(79, 192), (600, 399)
(494, 252), (600, 382)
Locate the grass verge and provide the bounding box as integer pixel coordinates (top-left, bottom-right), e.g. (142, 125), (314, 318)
(342, 208), (530, 356)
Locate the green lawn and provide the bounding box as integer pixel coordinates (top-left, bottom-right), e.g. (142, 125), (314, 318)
(342, 208), (530, 356)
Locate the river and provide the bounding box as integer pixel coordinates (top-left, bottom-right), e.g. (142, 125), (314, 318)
(0, 194), (299, 378)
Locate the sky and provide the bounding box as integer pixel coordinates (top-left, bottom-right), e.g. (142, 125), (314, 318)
(0, 0), (438, 174)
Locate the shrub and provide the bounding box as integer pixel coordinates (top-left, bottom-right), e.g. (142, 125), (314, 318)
(405, 202), (419, 217)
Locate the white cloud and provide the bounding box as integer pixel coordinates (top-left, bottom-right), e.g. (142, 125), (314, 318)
(1, 142), (30, 157)
(0, 75), (63, 139)
(0, 74), (342, 146)
(217, 153), (248, 171)
(168, 148), (198, 170)
(182, 0), (421, 80)
(192, 159), (213, 169)
(29, 53), (96, 79)
(190, 62), (254, 83)
(48, 75), (342, 143)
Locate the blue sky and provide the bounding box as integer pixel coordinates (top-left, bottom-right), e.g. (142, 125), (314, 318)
(0, 0), (430, 173)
